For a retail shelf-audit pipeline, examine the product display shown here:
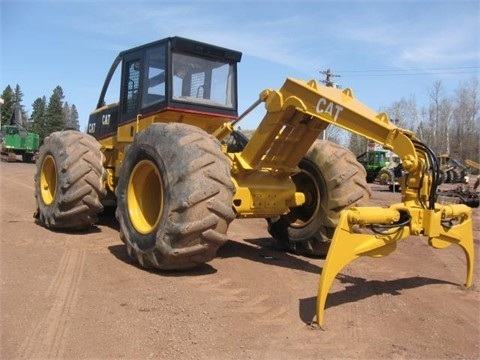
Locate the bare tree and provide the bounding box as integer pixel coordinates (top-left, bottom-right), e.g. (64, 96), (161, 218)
(348, 133), (368, 156)
(451, 77), (480, 162)
(439, 98), (453, 155)
(323, 125), (349, 146)
(416, 107), (431, 145)
(427, 80), (444, 152)
(382, 96), (420, 131)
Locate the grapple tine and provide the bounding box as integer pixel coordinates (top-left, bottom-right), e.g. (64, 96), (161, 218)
(316, 204), (474, 329)
(428, 205), (474, 288)
(316, 212), (356, 329)
(316, 207), (408, 328)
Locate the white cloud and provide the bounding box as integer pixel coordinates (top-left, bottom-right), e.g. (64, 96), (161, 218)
(396, 22), (479, 66)
(67, 3), (325, 74)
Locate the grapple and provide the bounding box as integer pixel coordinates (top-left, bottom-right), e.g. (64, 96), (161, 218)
(316, 199), (474, 328)
(235, 79), (475, 328)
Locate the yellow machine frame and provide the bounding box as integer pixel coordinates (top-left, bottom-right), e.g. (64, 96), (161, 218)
(38, 35), (474, 329)
(216, 78), (474, 328)
(98, 76), (474, 329)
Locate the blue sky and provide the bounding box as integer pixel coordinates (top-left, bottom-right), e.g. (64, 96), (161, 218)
(1, 0), (479, 131)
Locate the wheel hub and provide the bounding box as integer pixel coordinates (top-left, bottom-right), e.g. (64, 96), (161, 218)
(289, 169), (320, 228)
(127, 159), (163, 235)
(40, 155), (57, 205)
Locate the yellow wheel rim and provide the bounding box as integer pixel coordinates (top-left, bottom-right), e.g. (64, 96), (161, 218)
(127, 159), (163, 235)
(380, 172), (389, 184)
(40, 155), (57, 205)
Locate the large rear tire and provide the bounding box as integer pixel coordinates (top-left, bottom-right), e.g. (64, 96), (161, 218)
(34, 130), (106, 230)
(115, 123), (235, 270)
(268, 140), (371, 256)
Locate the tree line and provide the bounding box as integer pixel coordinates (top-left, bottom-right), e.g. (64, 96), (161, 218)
(343, 77), (479, 164)
(1, 84), (79, 143)
(2, 77), (478, 165)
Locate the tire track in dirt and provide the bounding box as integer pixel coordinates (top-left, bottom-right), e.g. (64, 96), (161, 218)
(185, 274), (292, 327)
(17, 246), (86, 359)
(181, 220), (294, 327)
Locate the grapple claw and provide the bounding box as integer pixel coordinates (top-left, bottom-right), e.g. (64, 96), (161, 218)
(428, 204), (474, 288)
(316, 203), (474, 328)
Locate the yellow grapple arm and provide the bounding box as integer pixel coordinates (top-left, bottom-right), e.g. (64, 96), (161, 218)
(465, 159), (480, 171)
(227, 78), (474, 328)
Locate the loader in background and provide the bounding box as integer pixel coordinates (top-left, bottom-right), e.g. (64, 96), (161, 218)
(435, 158), (480, 208)
(438, 154), (469, 184)
(1, 103), (39, 162)
(356, 149), (388, 183)
(33, 36), (474, 328)
(356, 148), (401, 185)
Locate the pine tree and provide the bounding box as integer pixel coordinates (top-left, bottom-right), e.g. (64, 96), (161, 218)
(62, 102), (71, 128)
(1, 85), (15, 126)
(62, 102), (79, 130)
(30, 96), (48, 141)
(45, 85), (66, 134)
(13, 84), (28, 124)
(2, 84), (79, 137)
(69, 104), (80, 130)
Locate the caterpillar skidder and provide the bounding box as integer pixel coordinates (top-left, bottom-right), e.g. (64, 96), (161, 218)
(34, 37), (474, 328)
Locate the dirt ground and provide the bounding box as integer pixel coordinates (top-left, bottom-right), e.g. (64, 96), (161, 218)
(1, 161), (479, 360)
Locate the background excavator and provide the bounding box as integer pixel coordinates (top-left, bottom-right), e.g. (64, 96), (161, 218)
(33, 36), (474, 327)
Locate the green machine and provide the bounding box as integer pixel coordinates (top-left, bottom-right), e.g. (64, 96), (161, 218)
(356, 150), (388, 183)
(1, 104), (40, 162)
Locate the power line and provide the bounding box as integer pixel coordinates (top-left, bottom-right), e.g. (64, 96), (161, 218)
(343, 71), (479, 77)
(337, 66), (479, 73)
(335, 66), (479, 77)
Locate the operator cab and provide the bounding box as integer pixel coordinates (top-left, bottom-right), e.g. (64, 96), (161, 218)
(88, 36), (242, 140)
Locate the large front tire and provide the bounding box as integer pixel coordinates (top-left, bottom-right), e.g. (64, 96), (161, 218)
(115, 123), (235, 270)
(34, 131), (106, 230)
(268, 140), (371, 256)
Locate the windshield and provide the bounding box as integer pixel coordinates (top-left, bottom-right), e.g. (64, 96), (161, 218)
(172, 52), (236, 109)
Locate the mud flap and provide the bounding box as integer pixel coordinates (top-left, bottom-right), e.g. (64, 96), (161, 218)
(316, 204), (474, 329)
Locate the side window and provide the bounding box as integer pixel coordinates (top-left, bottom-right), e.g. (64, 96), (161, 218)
(142, 45), (166, 108)
(103, 61), (121, 106)
(211, 65), (231, 106)
(123, 60), (140, 114)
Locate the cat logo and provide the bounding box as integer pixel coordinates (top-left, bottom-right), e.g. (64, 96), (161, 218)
(102, 114), (111, 125)
(315, 97), (344, 122)
(88, 123), (96, 134)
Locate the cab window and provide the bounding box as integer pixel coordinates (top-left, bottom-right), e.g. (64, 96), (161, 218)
(103, 62), (121, 107)
(142, 45), (166, 108)
(172, 52), (235, 109)
(123, 60), (140, 114)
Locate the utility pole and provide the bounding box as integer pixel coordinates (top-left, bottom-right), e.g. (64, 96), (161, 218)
(319, 68), (340, 88)
(319, 69), (340, 140)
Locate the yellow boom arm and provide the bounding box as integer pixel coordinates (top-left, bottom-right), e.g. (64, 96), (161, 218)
(465, 159), (480, 171)
(229, 78), (474, 328)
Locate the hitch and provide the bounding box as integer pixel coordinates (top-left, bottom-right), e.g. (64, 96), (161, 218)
(316, 203), (474, 329)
